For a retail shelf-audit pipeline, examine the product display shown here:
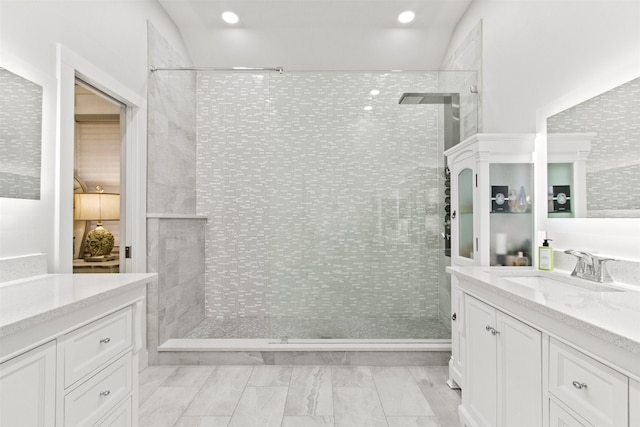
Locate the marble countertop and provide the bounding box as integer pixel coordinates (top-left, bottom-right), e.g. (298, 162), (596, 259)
(0, 273), (156, 337)
(447, 266), (640, 355)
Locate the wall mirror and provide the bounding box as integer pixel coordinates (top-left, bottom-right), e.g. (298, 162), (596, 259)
(0, 66), (43, 200)
(546, 76), (640, 219)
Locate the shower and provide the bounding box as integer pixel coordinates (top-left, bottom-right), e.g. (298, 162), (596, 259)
(146, 68), (478, 360)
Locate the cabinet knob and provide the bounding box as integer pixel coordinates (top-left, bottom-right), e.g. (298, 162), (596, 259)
(452, 210), (456, 219)
(572, 381), (587, 390)
(491, 328), (500, 336)
(100, 390), (111, 397)
(100, 337), (111, 344)
(452, 313), (457, 321)
(485, 325), (493, 332)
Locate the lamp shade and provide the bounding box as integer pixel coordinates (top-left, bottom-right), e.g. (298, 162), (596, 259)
(74, 193), (120, 221)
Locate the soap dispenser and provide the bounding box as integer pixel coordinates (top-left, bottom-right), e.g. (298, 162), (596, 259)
(538, 238), (554, 271)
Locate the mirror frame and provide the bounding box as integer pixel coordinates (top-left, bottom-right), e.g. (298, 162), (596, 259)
(536, 63), (640, 261)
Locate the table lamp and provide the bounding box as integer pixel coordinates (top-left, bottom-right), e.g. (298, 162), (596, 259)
(74, 189), (120, 261)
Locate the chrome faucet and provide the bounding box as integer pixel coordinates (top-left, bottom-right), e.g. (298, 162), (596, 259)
(564, 250), (616, 283)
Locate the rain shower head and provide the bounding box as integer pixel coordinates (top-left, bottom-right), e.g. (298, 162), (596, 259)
(398, 93), (458, 105)
(398, 92), (461, 150)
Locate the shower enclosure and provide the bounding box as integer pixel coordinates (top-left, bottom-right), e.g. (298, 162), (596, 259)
(147, 68), (477, 347)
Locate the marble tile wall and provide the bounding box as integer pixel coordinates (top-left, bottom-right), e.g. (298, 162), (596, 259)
(147, 217), (206, 363)
(196, 72), (450, 328)
(146, 23), (206, 359)
(147, 23), (197, 215)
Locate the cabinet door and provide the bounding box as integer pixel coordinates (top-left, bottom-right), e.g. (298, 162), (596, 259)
(465, 296), (497, 427)
(451, 160), (476, 266)
(448, 277), (464, 389)
(0, 341), (56, 427)
(631, 379), (639, 427)
(496, 311), (542, 427)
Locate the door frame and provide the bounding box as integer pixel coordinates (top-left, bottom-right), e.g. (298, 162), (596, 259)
(55, 44), (146, 273)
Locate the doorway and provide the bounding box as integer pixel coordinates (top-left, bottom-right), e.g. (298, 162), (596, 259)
(72, 80), (125, 273)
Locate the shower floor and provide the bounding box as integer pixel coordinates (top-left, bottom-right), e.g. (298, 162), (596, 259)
(184, 316), (451, 340)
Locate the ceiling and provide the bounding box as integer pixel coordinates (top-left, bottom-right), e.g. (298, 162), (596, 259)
(157, 0), (473, 70)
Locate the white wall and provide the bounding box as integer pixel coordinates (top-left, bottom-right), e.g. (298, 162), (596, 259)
(443, 0), (640, 261)
(0, 0), (189, 270)
(445, 0), (640, 133)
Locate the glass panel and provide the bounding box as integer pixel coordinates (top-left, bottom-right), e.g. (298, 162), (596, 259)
(489, 163), (534, 266)
(458, 168), (474, 260)
(548, 163), (574, 218)
(151, 69), (477, 341)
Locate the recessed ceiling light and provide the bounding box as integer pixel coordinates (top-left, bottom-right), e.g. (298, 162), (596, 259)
(370, 89), (380, 96)
(398, 11), (415, 24)
(222, 11), (239, 24)
(364, 106), (373, 111)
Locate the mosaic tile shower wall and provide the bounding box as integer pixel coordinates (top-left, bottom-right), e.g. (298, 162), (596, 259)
(547, 76), (640, 217)
(197, 72), (459, 334)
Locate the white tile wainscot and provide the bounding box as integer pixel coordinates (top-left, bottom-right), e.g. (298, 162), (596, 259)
(0, 273), (156, 427)
(447, 266), (640, 427)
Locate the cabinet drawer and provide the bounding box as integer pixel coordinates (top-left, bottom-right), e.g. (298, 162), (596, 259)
(95, 395), (132, 427)
(549, 338), (628, 427)
(64, 353), (132, 427)
(64, 307), (132, 387)
(549, 399), (588, 427)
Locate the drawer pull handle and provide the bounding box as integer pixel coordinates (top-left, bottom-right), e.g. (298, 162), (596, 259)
(572, 381), (587, 390)
(452, 313), (457, 321)
(100, 390), (111, 397)
(100, 338), (111, 344)
(485, 325), (500, 335)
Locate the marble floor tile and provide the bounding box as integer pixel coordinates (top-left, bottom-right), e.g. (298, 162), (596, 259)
(139, 386), (200, 427)
(333, 387), (387, 427)
(284, 366), (333, 416)
(139, 363), (461, 427)
(387, 416), (441, 427)
(281, 415), (335, 426)
(161, 366), (215, 388)
(408, 366), (461, 427)
(248, 365), (292, 387)
(184, 366), (253, 416)
(174, 416), (232, 427)
(373, 367), (435, 417)
(139, 366), (177, 404)
(228, 386), (288, 427)
(331, 366), (374, 387)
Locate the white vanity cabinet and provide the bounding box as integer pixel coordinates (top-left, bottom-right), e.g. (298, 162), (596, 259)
(445, 134), (536, 390)
(445, 133), (536, 268)
(461, 294), (542, 427)
(0, 273), (153, 427)
(448, 268), (640, 427)
(0, 340), (57, 427)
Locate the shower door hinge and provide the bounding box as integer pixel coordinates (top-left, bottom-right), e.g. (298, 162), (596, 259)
(125, 246), (132, 259)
